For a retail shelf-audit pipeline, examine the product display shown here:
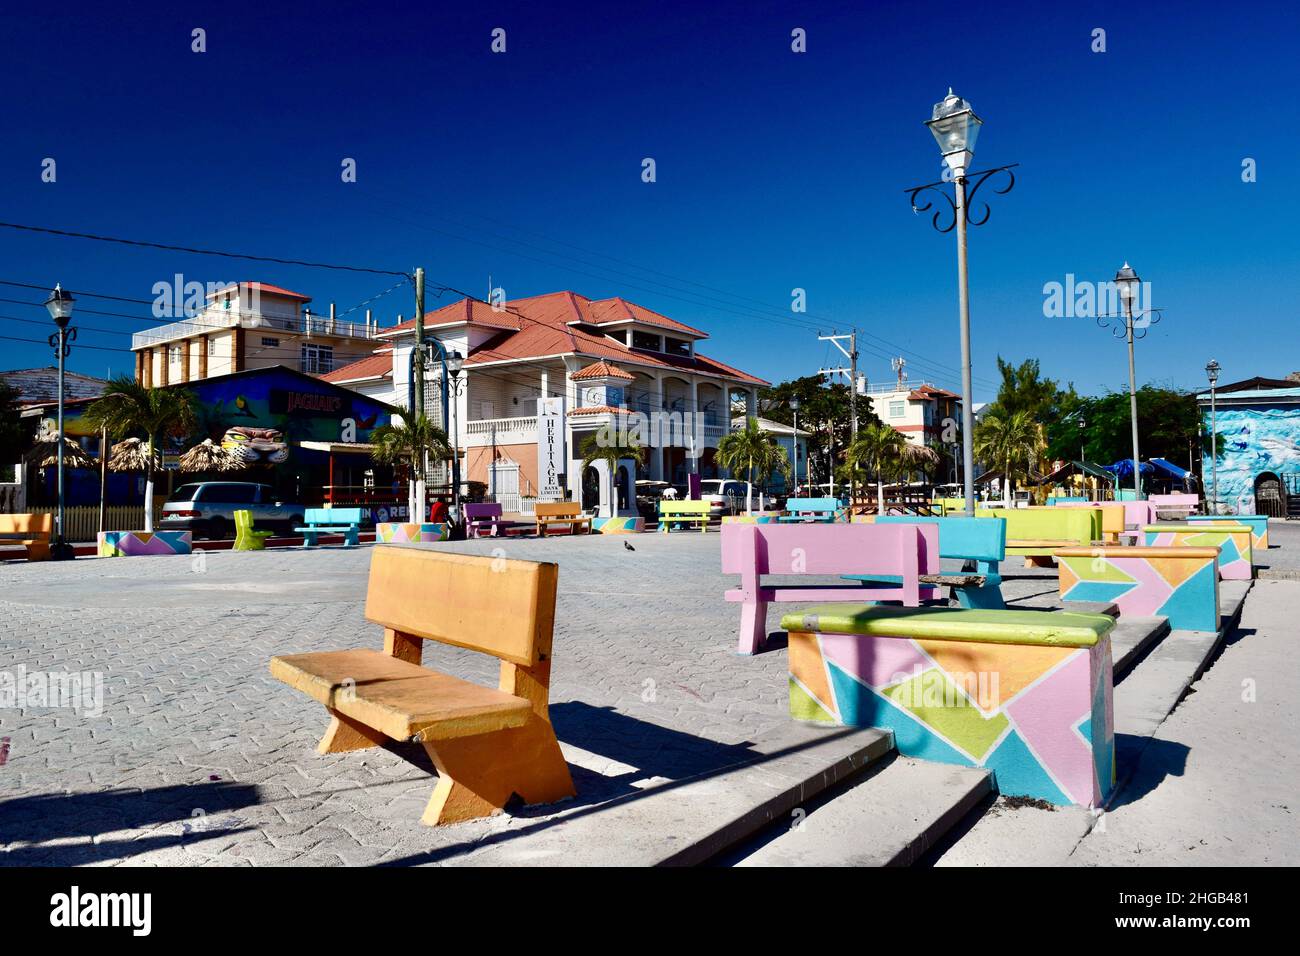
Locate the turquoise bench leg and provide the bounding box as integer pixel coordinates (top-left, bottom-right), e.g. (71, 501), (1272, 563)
(303, 531), (318, 547)
(344, 527), (359, 547)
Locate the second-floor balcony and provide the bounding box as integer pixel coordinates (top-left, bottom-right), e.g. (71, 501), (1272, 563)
(461, 413), (728, 449)
(131, 310), (377, 350)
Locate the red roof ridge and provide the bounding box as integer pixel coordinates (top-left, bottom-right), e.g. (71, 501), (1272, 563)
(572, 360), (634, 381)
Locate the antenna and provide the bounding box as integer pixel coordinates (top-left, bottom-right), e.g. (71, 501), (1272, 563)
(891, 357), (907, 388)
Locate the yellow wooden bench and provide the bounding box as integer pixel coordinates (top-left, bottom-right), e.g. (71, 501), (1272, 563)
(0, 513), (53, 561)
(534, 501), (591, 537)
(659, 499), (712, 532)
(269, 547), (575, 825)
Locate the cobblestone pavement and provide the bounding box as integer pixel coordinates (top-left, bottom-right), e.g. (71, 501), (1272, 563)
(0, 534), (1067, 867)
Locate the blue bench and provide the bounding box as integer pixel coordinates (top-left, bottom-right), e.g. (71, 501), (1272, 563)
(844, 514), (1007, 609)
(295, 507), (365, 547)
(778, 496), (841, 523)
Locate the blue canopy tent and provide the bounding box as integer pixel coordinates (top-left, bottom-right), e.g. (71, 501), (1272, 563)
(1104, 459), (1154, 478)
(1149, 457), (1197, 492)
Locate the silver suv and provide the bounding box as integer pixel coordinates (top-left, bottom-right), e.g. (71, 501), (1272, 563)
(160, 482), (304, 540)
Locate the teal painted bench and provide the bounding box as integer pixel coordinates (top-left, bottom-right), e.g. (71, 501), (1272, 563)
(779, 497), (841, 523)
(844, 515), (1007, 609)
(296, 507), (365, 547)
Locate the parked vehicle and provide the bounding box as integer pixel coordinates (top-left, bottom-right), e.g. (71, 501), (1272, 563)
(161, 482), (304, 540)
(697, 479), (749, 516)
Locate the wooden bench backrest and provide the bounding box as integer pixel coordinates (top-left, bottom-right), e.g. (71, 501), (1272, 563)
(660, 500), (712, 515)
(0, 513), (53, 535)
(876, 515), (1005, 562)
(304, 507), (364, 525)
(535, 501), (581, 518)
(464, 502), (503, 520)
(1149, 493), (1198, 509)
(721, 521), (938, 578)
(366, 547), (558, 667)
(783, 497), (839, 513)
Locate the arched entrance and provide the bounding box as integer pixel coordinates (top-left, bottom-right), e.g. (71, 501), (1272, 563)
(616, 465), (631, 511)
(1254, 471), (1286, 517)
(581, 465), (601, 511)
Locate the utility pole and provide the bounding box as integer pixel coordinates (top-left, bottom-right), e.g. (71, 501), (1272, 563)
(818, 329), (860, 436)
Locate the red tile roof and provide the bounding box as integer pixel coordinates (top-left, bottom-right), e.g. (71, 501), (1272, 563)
(320, 347), (394, 384)
(568, 405), (625, 416)
(369, 290), (765, 386)
(205, 281), (312, 302)
(571, 360), (634, 381)
(586, 297), (707, 337)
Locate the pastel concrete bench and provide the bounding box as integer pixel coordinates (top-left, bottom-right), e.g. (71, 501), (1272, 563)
(721, 521), (939, 655)
(0, 513), (53, 560)
(97, 530), (193, 557)
(295, 507), (364, 547)
(846, 514), (1007, 609)
(1051, 502), (1125, 543)
(1056, 546), (1220, 633)
(591, 516), (645, 534)
(659, 499), (711, 532)
(977, 507), (1096, 567)
(376, 522), (449, 543)
(721, 511), (784, 524)
(783, 604), (1116, 808)
(1186, 514), (1269, 552)
(778, 497), (841, 523)
(534, 501), (591, 536)
(270, 547), (575, 825)
(1148, 493), (1199, 519)
(1144, 524), (1253, 580)
(464, 502), (524, 538)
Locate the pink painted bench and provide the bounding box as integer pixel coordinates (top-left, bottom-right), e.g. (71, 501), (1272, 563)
(721, 522), (939, 655)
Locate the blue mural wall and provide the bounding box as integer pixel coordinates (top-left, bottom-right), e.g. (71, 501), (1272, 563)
(1203, 404), (1300, 513)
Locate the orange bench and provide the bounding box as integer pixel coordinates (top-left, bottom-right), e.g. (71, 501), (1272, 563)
(0, 513), (53, 560)
(534, 501), (591, 537)
(270, 546), (575, 825)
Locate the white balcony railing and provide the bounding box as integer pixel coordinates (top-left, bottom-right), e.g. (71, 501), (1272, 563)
(464, 416), (539, 445)
(131, 311), (378, 349)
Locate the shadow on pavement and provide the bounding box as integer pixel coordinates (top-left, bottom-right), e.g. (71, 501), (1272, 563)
(0, 781), (259, 866)
(1108, 734), (1190, 810)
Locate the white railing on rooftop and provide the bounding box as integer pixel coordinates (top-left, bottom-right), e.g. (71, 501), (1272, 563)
(131, 311), (378, 349)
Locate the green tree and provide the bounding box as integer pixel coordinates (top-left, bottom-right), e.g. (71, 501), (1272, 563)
(83, 377), (198, 531)
(844, 422), (906, 514)
(974, 409), (1043, 506)
(717, 416), (791, 512)
(580, 428), (647, 515)
(758, 376), (879, 487)
(370, 410), (452, 521)
(0, 380), (31, 482)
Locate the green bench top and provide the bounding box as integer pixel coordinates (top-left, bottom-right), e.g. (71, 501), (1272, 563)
(779, 604), (1115, 647)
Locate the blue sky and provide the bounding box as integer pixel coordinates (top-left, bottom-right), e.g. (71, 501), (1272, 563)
(1, 0), (1296, 402)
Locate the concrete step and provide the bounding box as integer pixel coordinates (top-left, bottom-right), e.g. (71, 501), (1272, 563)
(450, 723), (894, 867)
(1111, 616), (1171, 680)
(725, 756), (993, 867)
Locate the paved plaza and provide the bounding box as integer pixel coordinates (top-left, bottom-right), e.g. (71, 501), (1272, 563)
(1, 526), (1294, 866)
(0, 531), (1076, 867)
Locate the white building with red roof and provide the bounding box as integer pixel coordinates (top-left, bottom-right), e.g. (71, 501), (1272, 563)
(322, 290), (768, 513)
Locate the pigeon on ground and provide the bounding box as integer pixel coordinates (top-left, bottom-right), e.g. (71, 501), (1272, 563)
(623, 541), (635, 551)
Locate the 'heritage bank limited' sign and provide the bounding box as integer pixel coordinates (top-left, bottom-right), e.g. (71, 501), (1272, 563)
(537, 397), (566, 499)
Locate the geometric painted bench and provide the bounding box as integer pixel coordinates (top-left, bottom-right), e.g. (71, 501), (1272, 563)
(1055, 546), (1220, 633)
(1185, 514), (1269, 552)
(1143, 524), (1253, 580)
(376, 522), (450, 544)
(783, 604), (1116, 808)
(269, 546), (575, 825)
(96, 530), (193, 557)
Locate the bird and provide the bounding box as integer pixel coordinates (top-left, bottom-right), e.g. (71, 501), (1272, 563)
(623, 541), (635, 551)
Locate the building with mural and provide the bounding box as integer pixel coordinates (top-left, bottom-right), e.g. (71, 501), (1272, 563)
(1197, 374), (1300, 517)
(19, 366), (397, 512)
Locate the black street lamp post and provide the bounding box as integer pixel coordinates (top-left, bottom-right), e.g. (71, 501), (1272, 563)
(45, 284), (77, 561)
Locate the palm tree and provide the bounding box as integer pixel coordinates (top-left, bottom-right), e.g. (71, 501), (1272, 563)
(579, 429), (647, 516)
(370, 410), (452, 521)
(716, 417), (790, 513)
(83, 377), (197, 532)
(845, 422), (906, 515)
(974, 409), (1042, 507)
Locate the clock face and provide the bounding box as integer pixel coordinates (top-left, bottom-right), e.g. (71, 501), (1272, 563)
(585, 387), (602, 406)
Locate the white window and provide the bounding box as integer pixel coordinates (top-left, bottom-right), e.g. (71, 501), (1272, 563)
(889, 400), (905, 418)
(261, 336), (280, 347)
(301, 344), (334, 374)
(207, 338), (217, 356)
(169, 346), (182, 365)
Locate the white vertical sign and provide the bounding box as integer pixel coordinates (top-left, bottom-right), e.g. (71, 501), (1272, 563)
(537, 397), (566, 500)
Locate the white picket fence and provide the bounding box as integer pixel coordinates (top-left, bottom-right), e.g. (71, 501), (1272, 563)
(21, 505), (167, 543)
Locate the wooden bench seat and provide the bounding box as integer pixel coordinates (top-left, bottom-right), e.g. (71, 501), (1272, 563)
(659, 499), (711, 532)
(270, 649), (533, 742)
(0, 513), (53, 561)
(269, 547), (575, 825)
(534, 501), (591, 536)
(296, 507), (364, 547)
